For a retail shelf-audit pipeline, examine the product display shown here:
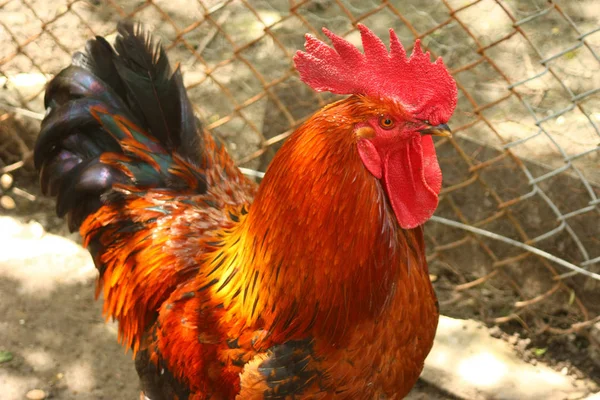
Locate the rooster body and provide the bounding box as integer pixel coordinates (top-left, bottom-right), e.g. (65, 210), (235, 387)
(36, 22), (455, 399)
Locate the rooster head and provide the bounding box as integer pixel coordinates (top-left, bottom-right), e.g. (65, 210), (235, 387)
(294, 24), (458, 229)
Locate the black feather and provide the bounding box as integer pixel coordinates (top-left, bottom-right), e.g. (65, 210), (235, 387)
(55, 157), (100, 217)
(66, 196), (104, 232)
(258, 339), (321, 399)
(112, 21), (199, 158)
(44, 66), (129, 111)
(35, 97), (118, 168)
(39, 150), (81, 196)
(35, 21), (207, 233)
(171, 65), (203, 161)
(75, 162), (123, 193)
(74, 36), (127, 99)
(135, 349), (192, 400)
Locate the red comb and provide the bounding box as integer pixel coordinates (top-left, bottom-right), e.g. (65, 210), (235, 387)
(293, 24), (458, 125)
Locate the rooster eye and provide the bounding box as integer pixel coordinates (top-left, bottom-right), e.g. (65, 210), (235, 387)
(378, 116), (395, 129)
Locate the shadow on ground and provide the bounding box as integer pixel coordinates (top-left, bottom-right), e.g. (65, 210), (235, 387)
(0, 217), (138, 399)
(0, 276), (139, 399)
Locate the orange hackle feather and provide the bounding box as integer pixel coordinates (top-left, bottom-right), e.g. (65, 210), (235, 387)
(80, 124), (254, 354)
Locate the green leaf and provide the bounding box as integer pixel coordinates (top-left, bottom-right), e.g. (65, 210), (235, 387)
(0, 351), (13, 364)
(533, 347), (547, 357)
(565, 50), (578, 60)
(568, 290), (575, 306)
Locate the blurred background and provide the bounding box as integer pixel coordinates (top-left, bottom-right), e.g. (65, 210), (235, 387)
(0, 0), (599, 399)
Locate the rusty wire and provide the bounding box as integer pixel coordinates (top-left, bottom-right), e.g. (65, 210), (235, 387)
(0, 0), (599, 340)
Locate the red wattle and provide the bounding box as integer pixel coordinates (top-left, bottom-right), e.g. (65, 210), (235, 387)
(420, 135), (442, 194)
(383, 136), (441, 229)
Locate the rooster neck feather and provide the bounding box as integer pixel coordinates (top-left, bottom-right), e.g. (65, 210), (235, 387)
(209, 96), (430, 344)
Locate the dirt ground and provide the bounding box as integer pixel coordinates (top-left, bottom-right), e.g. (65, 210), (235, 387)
(1, 275), (138, 399)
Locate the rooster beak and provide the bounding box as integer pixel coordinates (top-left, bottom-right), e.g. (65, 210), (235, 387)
(419, 123), (452, 138)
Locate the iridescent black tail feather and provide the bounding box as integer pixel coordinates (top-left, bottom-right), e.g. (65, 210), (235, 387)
(35, 22), (205, 231)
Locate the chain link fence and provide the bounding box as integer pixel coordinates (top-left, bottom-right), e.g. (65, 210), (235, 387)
(1, 0), (599, 368)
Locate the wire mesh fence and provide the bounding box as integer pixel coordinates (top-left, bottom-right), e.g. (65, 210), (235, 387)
(1, 0), (599, 357)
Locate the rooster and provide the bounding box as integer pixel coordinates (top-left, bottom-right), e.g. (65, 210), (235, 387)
(35, 22), (457, 399)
